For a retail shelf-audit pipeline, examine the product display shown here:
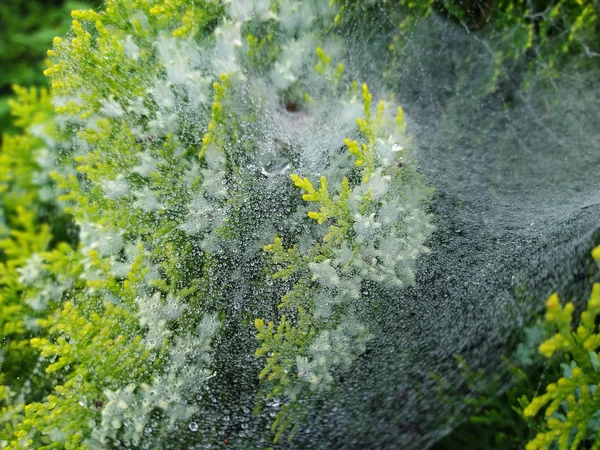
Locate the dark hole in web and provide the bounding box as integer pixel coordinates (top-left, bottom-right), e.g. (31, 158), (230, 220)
(285, 100), (299, 112)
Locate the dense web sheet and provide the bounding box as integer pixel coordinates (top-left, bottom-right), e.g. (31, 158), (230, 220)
(286, 15), (600, 449)
(2, 2), (600, 449)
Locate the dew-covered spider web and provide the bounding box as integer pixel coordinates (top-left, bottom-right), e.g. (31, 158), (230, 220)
(290, 14), (600, 449)
(5, 1), (600, 449)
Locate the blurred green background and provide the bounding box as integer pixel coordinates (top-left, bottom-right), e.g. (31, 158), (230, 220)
(0, 0), (94, 133)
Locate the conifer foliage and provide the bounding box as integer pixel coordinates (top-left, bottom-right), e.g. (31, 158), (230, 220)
(520, 246), (600, 450)
(0, 1), (432, 447)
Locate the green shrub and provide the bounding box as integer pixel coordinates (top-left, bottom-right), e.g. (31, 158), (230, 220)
(0, 0), (598, 448)
(385, 0), (599, 90)
(0, 0), (433, 447)
(520, 245), (600, 450)
(0, 1), (96, 132)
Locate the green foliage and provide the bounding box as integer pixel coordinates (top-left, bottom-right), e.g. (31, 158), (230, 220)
(255, 83), (431, 441)
(336, 0), (599, 92)
(0, 85), (76, 419)
(0, 0), (95, 132)
(432, 355), (538, 450)
(435, 246), (600, 450)
(4, 0), (596, 448)
(517, 246), (600, 450)
(0, 0), (434, 447)
(6, 301), (149, 450)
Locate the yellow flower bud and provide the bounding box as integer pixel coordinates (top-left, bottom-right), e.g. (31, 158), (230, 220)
(546, 293), (560, 311)
(539, 340), (556, 358)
